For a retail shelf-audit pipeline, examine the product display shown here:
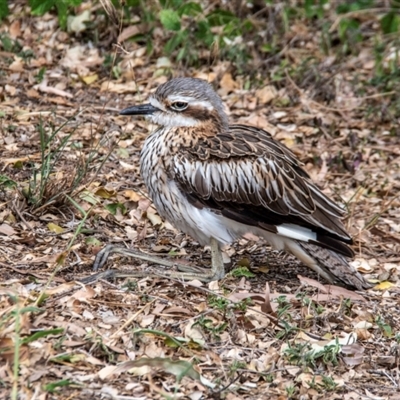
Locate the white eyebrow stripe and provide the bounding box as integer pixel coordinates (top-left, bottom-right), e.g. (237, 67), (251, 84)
(149, 97), (165, 111)
(167, 96), (214, 111)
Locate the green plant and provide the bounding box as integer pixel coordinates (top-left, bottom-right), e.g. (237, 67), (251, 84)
(274, 296), (297, 339)
(0, 301), (51, 400)
(375, 315), (393, 338)
(284, 342), (316, 367)
(231, 266), (255, 278)
(43, 380), (77, 393)
(284, 338), (341, 368)
(228, 359), (247, 376)
(296, 292), (325, 316)
(321, 375), (339, 391)
(25, 115), (106, 210)
(304, 0), (328, 19)
(25, 118), (75, 208)
(285, 384), (296, 397)
(193, 315), (227, 341)
(207, 295), (229, 311)
(276, 296), (292, 319)
(0, 34), (22, 53)
(0, 0), (8, 19)
(0, 175), (17, 190)
(35, 67), (46, 83)
(112, 0), (259, 72)
(29, 0), (83, 30)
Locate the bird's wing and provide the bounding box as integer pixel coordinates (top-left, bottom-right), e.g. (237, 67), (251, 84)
(173, 124), (353, 257)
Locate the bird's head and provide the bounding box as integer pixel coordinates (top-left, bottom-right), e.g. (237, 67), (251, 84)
(120, 78), (229, 132)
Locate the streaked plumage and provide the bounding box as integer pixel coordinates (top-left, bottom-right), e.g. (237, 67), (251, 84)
(116, 77), (370, 290)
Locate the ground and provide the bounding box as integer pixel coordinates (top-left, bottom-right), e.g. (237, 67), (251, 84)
(1, 1), (400, 399)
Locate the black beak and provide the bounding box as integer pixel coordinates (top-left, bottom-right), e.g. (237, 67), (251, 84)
(120, 103), (158, 116)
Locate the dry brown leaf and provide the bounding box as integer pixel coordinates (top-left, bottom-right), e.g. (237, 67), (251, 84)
(0, 223), (17, 236)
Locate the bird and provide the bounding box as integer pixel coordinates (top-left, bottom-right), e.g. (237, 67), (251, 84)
(93, 77), (370, 290)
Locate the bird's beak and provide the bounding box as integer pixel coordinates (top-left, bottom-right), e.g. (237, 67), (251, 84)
(120, 103), (158, 116)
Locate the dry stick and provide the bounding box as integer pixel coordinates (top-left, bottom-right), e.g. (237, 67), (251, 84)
(368, 370), (399, 388)
(110, 299), (156, 339)
(329, 8), (396, 33)
(12, 200), (32, 231)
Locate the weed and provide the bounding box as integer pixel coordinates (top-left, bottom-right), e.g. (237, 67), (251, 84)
(29, 0), (83, 30)
(193, 315), (227, 341)
(276, 296), (292, 319)
(0, 300), (48, 400)
(124, 279), (139, 291)
(207, 295), (252, 314)
(0, 34), (21, 53)
(375, 315), (393, 338)
(83, 330), (117, 362)
(274, 295), (298, 339)
(24, 114), (107, 211)
(283, 338), (340, 368)
(284, 342), (316, 367)
(234, 297), (252, 312)
(285, 384), (296, 397)
(296, 292), (325, 316)
(43, 379), (78, 393)
(207, 295), (229, 311)
(34, 67), (46, 83)
(231, 266), (255, 278)
(0, 175), (17, 190)
(228, 359), (247, 376)
(321, 375), (339, 391)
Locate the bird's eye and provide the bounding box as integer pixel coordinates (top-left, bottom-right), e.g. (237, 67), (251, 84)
(171, 101), (188, 111)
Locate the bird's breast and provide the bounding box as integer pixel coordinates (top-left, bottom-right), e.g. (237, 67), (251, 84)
(140, 127), (190, 224)
(139, 128), (236, 246)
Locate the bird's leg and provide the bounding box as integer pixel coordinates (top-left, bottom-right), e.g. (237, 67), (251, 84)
(82, 237), (225, 284)
(209, 237), (225, 280)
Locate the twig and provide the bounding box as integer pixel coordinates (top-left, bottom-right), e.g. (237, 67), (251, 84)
(12, 200), (32, 231)
(329, 8), (395, 33)
(110, 299), (156, 339)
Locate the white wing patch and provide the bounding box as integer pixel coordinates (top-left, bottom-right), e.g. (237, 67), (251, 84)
(276, 224), (317, 242)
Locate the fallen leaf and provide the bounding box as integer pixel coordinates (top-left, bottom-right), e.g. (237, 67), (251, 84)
(373, 281), (395, 290)
(0, 223), (17, 236)
(81, 74), (98, 85)
(47, 223), (63, 234)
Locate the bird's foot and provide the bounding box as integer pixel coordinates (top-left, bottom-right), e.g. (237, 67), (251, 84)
(82, 238), (225, 284)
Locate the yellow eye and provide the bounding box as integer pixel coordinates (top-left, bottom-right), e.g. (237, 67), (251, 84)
(171, 101), (188, 111)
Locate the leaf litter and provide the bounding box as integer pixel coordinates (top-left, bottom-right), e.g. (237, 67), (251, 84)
(0, 2), (400, 399)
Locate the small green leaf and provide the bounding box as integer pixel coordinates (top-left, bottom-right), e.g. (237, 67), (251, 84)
(56, 1), (68, 30)
(29, 0), (55, 15)
(44, 379), (73, 393)
(85, 237), (102, 246)
(0, 175), (17, 189)
(21, 328), (64, 345)
(381, 12), (400, 34)
(179, 2), (202, 17)
(0, 0), (9, 19)
(105, 202), (127, 216)
(231, 266), (255, 278)
(159, 9), (181, 31)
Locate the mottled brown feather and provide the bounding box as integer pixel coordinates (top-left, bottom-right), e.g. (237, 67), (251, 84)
(173, 124), (353, 251)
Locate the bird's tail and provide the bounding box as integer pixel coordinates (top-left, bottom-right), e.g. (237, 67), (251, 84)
(293, 241), (371, 290)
